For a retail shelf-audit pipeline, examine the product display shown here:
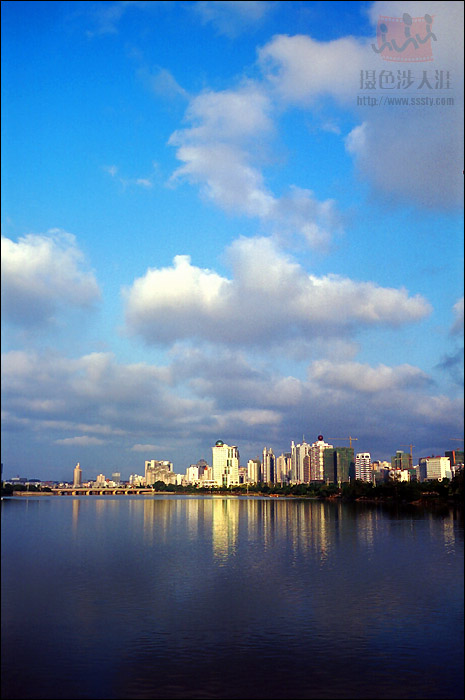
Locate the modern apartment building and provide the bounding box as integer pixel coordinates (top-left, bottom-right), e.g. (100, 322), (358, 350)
(276, 453), (291, 484)
(247, 458), (261, 483)
(310, 435), (333, 481)
(355, 452), (372, 482)
(290, 440), (311, 483)
(212, 440), (239, 487)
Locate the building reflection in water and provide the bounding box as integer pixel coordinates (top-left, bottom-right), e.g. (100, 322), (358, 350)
(210, 497), (338, 567)
(72, 497), (80, 536)
(211, 497), (240, 563)
(356, 507), (377, 553)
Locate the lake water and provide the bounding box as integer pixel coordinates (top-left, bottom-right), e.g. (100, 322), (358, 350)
(1, 495), (463, 699)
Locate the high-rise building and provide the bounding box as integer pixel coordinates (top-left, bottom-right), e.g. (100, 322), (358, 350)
(291, 440), (311, 483)
(73, 462), (82, 488)
(212, 440), (239, 488)
(355, 453), (372, 482)
(262, 447), (276, 484)
(111, 472), (121, 485)
(276, 453), (291, 484)
(310, 436), (333, 481)
(247, 458), (261, 483)
(323, 447), (355, 484)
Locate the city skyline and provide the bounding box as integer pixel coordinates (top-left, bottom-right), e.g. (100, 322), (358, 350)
(1, 1), (463, 483)
(3, 433), (462, 485)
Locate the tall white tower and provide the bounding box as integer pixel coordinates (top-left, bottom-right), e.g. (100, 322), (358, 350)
(212, 440), (239, 488)
(73, 462), (82, 488)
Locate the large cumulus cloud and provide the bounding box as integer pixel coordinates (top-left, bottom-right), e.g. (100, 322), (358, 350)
(124, 236), (431, 346)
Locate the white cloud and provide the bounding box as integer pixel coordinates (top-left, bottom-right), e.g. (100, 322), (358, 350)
(213, 408), (281, 429)
(307, 360), (432, 393)
(55, 436), (106, 446)
(169, 86), (342, 247)
(124, 236), (431, 347)
(257, 3), (464, 209)
(258, 33), (369, 105)
(194, 1), (275, 37)
(131, 444), (160, 452)
(1, 230), (100, 327)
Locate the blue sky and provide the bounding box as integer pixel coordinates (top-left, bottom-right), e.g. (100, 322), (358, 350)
(1, 0), (463, 482)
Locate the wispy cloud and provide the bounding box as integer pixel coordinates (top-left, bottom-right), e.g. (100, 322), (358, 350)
(55, 436), (106, 446)
(139, 66), (189, 101)
(169, 85), (343, 248)
(451, 296), (464, 336)
(193, 1), (276, 37)
(131, 443), (160, 452)
(103, 164), (155, 189)
(86, 1), (163, 38)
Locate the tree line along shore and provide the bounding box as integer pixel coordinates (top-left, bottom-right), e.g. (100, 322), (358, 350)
(2, 472), (463, 505)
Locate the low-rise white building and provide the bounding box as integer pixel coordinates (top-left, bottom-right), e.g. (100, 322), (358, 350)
(389, 469), (410, 482)
(418, 456), (452, 482)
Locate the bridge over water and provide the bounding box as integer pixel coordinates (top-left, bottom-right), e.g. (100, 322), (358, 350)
(51, 487), (156, 496)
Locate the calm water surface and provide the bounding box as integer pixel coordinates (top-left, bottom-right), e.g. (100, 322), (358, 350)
(1, 496), (463, 699)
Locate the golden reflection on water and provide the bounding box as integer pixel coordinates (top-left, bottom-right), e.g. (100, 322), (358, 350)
(68, 495), (460, 564)
(212, 497), (240, 563)
(72, 497), (80, 535)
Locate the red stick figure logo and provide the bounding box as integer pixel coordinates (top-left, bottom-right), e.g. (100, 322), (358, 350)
(372, 13), (436, 62)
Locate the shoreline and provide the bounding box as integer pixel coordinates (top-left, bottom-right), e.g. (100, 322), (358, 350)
(3, 490), (462, 509)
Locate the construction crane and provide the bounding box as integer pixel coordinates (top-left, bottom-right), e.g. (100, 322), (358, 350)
(400, 443), (415, 456)
(328, 436), (358, 449)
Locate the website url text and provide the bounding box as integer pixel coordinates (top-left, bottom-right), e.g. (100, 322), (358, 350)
(357, 96), (455, 107)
